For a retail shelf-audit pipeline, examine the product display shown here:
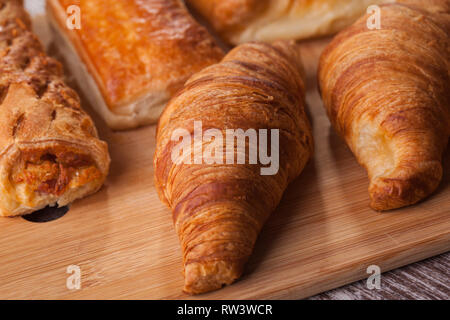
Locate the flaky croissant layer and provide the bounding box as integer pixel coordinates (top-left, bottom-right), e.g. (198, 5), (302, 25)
(154, 41), (313, 294)
(319, 0), (450, 211)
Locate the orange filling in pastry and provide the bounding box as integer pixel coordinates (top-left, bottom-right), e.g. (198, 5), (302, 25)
(11, 147), (101, 197)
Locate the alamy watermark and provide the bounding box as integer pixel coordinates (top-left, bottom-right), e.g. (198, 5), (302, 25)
(367, 5), (381, 30)
(66, 5), (81, 30)
(171, 121), (280, 175)
(66, 265), (81, 290)
(366, 265), (381, 290)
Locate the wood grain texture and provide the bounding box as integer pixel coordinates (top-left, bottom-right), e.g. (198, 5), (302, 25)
(311, 252), (450, 300)
(0, 2), (448, 300)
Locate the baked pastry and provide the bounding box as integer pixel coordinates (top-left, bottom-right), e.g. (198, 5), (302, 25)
(0, 0), (110, 217)
(187, 0), (389, 45)
(154, 41), (313, 294)
(319, 0), (450, 211)
(46, 0), (224, 130)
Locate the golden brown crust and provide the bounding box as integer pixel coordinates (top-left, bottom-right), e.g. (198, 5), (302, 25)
(318, 0), (450, 211)
(154, 41), (313, 294)
(187, 0), (389, 45)
(47, 0), (224, 129)
(0, 0), (110, 216)
(187, 0), (267, 40)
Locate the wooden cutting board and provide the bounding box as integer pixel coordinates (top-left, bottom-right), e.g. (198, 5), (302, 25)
(0, 4), (448, 300)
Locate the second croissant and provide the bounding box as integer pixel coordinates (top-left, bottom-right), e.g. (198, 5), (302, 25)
(319, 0), (450, 211)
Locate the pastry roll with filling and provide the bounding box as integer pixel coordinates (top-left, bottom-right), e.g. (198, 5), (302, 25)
(47, 0), (224, 130)
(187, 0), (390, 45)
(0, 0), (110, 217)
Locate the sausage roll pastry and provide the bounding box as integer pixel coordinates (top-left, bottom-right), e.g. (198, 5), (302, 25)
(0, 0), (110, 217)
(154, 41), (313, 294)
(319, 0), (450, 211)
(187, 0), (389, 45)
(47, 0), (224, 130)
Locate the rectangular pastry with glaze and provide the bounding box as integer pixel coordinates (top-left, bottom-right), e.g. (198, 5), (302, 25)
(46, 0), (224, 130)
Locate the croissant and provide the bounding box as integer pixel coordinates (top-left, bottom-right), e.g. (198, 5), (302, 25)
(318, 0), (450, 211)
(0, 0), (110, 216)
(154, 41), (313, 294)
